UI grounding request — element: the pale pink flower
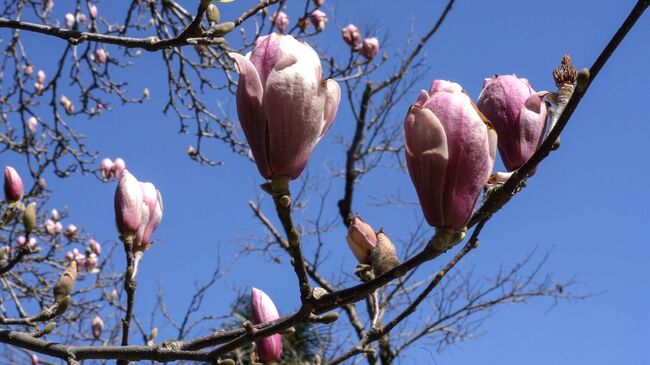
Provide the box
[309,10,327,32]
[360,37,380,60]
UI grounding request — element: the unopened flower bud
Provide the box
[91,315,103,339]
[111,288,118,301]
[342,24,361,49]
[85,253,99,273]
[206,4,220,24]
[65,224,78,239]
[54,221,63,234]
[370,231,400,277]
[38,178,46,190]
[100,158,113,181]
[44,219,56,235]
[76,13,86,24]
[114,170,143,238]
[313,0,324,6]
[16,235,26,249]
[23,202,37,234]
[89,5,98,19]
[23,64,33,75]
[37,70,46,84]
[309,10,327,32]
[89,239,101,255]
[272,11,289,33]
[4,166,24,202]
[346,214,377,264]
[94,48,107,65]
[27,116,38,134]
[112,158,126,178]
[53,260,77,303]
[60,95,74,114]
[64,13,75,28]
[32,354,39,365]
[186,145,196,155]
[50,208,60,221]
[360,38,379,60]
[43,0,53,12]
[143,88,150,98]
[251,288,282,362]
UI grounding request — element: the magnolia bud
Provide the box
[37,70,46,84]
[100,158,114,181]
[346,214,377,264]
[360,38,380,60]
[59,95,74,114]
[76,13,86,24]
[251,288,282,362]
[114,170,143,237]
[89,5,98,19]
[110,288,118,301]
[94,48,107,65]
[23,202,37,234]
[91,315,104,339]
[112,158,126,178]
[309,10,327,32]
[32,354,39,365]
[85,253,99,273]
[186,145,196,155]
[50,208,60,221]
[27,116,38,134]
[206,4,220,24]
[4,166,24,202]
[23,64,34,75]
[143,88,150,98]
[89,239,101,255]
[54,221,63,234]
[16,236,26,249]
[272,11,289,33]
[371,231,400,277]
[342,24,361,49]
[54,261,77,303]
[44,219,56,235]
[65,224,78,239]
[313,0,324,6]
[64,13,75,28]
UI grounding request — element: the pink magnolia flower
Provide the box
[114,170,144,237]
[94,48,107,65]
[135,182,163,250]
[342,24,361,49]
[477,75,548,173]
[112,158,126,178]
[4,166,24,202]
[229,34,340,180]
[309,10,327,32]
[64,13,75,28]
[100,158,114,180]
[346,214,377,264]
[251,288,282,362]
[404,80,496,230]
[360,37,379,60]
[91,315,103,339]
[272,11,289,33]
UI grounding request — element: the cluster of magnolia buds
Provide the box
[64,6,98,29]
[341,24,379,61]
[65,238,102,274]
[99,157,126,181]
[251,288,282,363]
[346,215,400,278]
[44,209,63,236]
[114,170,163,252]
[402,76,547,247]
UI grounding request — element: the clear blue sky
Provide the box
[3,0,649,363]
